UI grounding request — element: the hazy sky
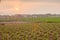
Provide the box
[0,0,60,15]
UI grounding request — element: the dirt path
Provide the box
[0,22,31,24]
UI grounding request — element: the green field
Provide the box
[0,17,60,40]
[0,17,60,22]
[0,23,60,40]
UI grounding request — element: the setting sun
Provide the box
[15,7,19,11]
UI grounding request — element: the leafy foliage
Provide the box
[0,23,60,40]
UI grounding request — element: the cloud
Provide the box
[1,0,19,1]
[20,0,60,3]
[1,0,60,3]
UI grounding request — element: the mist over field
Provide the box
[0,0,60,40]
[0,0,60,15]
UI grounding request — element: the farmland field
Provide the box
[0,22,60,40]
[0,17,60,22]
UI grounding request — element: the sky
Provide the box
[0,0,60,15]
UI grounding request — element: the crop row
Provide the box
[0,23,60,40]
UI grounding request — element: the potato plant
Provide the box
[0,23,60,40]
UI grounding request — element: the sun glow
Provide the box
[15,7,19,11]
[13,3,20,12]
